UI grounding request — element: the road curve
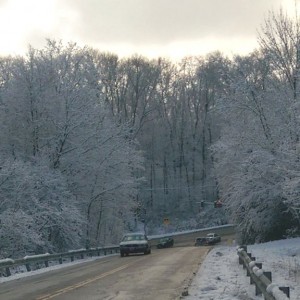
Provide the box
[0,246,209,300]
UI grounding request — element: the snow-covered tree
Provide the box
[0,158,83,258]
[212,12,300,242]
[0,40,145,256]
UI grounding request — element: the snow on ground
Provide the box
[186,237,300,300]
[1,236,299,300]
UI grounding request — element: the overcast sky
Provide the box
[0,0,298,60]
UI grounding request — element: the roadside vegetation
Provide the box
[0,7,299,258]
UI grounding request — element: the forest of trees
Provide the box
[1,8,300,258]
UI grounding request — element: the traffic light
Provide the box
[214,200,222,208]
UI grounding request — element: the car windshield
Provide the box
[122,234,145,241]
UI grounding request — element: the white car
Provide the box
[119,232,151,257]
[206,233,221,244]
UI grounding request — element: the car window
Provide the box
[122,234,145,241]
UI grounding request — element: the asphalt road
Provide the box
[0,246,210,300]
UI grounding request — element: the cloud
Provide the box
[0,0,291,58]
[62,0,282,45]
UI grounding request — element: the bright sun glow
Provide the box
[0,0,57,55]
[282,0,300,15]
[92,37,258,61]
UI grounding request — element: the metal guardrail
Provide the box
[237,245,290,300]
[0,246,119,277]
[0,225,236,278]
[149,224,235,239]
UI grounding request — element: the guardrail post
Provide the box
[239,256,243,265]
[71,256,74,262]
[59,257,63,264]
[264,271,272,282]
[279,287,290,298]
[240,245,247,252]
[250,274,254,284]
[255,283,261,296]
[255,272,271,296]
[5,267,11,277]
[25,263,31,272]
[255,283,262,296]
[44,260,49,268]
[256,262,262,269]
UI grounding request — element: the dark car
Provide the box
[194,237,209,246]
[119,232,151,257]
[156,237,174,249]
